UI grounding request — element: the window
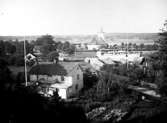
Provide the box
[77,74,79,80]
[61,76,64,81]
[68,87,72,93]
[75,84,78,90]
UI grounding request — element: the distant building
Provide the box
[58,52,68,61]
[73,43,87,50]
[73,43,81,50]
[33,45,42,56]
[87,29,107,50]
[87,38,103,50]
[96,49,144,64]
[29,62,84,99]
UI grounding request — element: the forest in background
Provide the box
[0,33,159,44]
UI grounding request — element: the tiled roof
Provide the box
[29,62,81,76]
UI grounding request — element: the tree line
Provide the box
[0,35,75,66]
[109,42,159,51]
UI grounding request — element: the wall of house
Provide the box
[29,65,84,99]
[87,44,101,50]
[68,65,83,97]
[30,74,73,99]
[58,88,67,99]
[30,74,81,99]
[30,74,70,84]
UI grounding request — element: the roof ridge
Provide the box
[66,63,80,74]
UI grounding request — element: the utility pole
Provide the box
[24,36,28,86]
[126,33,129,70]
[36,55,39,83]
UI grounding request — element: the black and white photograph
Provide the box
[0,0,167,122]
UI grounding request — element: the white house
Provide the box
[58,52,68,61]
[96,49,144,64]
[87,44,101,51]
[29,62,84,99]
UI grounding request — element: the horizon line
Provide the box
[0,32,160,37]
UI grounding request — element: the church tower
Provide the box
[97,27,105,41]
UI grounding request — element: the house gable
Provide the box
[67,64,84,96]
[29,62,84,99]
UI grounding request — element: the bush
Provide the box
[8,54,24,66]
[47,51,59,62]
[84,101,102,113]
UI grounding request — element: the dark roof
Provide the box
[29,62,81,76]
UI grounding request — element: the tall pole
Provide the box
[24,36,28,86]
[126,33,128,70]
[75,45,76,56]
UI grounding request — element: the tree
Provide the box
[157,20,167,96]
[121,42,125,50]
[113,44,118,51]
[25,41,34,54]
[133,43,137,51]
[128,65,145,84]
[55,41,63,50]
[139,43,145,51]
[88,64,132,101]
[4,41,16,55]
[0,40,5,57]
[83,68,98,90]
[145,53,162,83]
[35,35,55,45]
[8,54,24,66]
[35,35,56,56]
[65,44,75,55]
[128,43,133,51]
[47,51,59,62]
[62,41,75,54]
[35,35,75,55]
[0,58,13,91]
[63,41,70,50]
[40,44,55,56]
[96,71,129,101]
[14,41,24,55]
[14,41,34,55]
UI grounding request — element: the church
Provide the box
[87,28,108,50]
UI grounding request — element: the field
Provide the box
[70,51,96,58]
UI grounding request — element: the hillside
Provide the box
[0,33,160,44]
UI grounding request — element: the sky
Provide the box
[0,0,167,36]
